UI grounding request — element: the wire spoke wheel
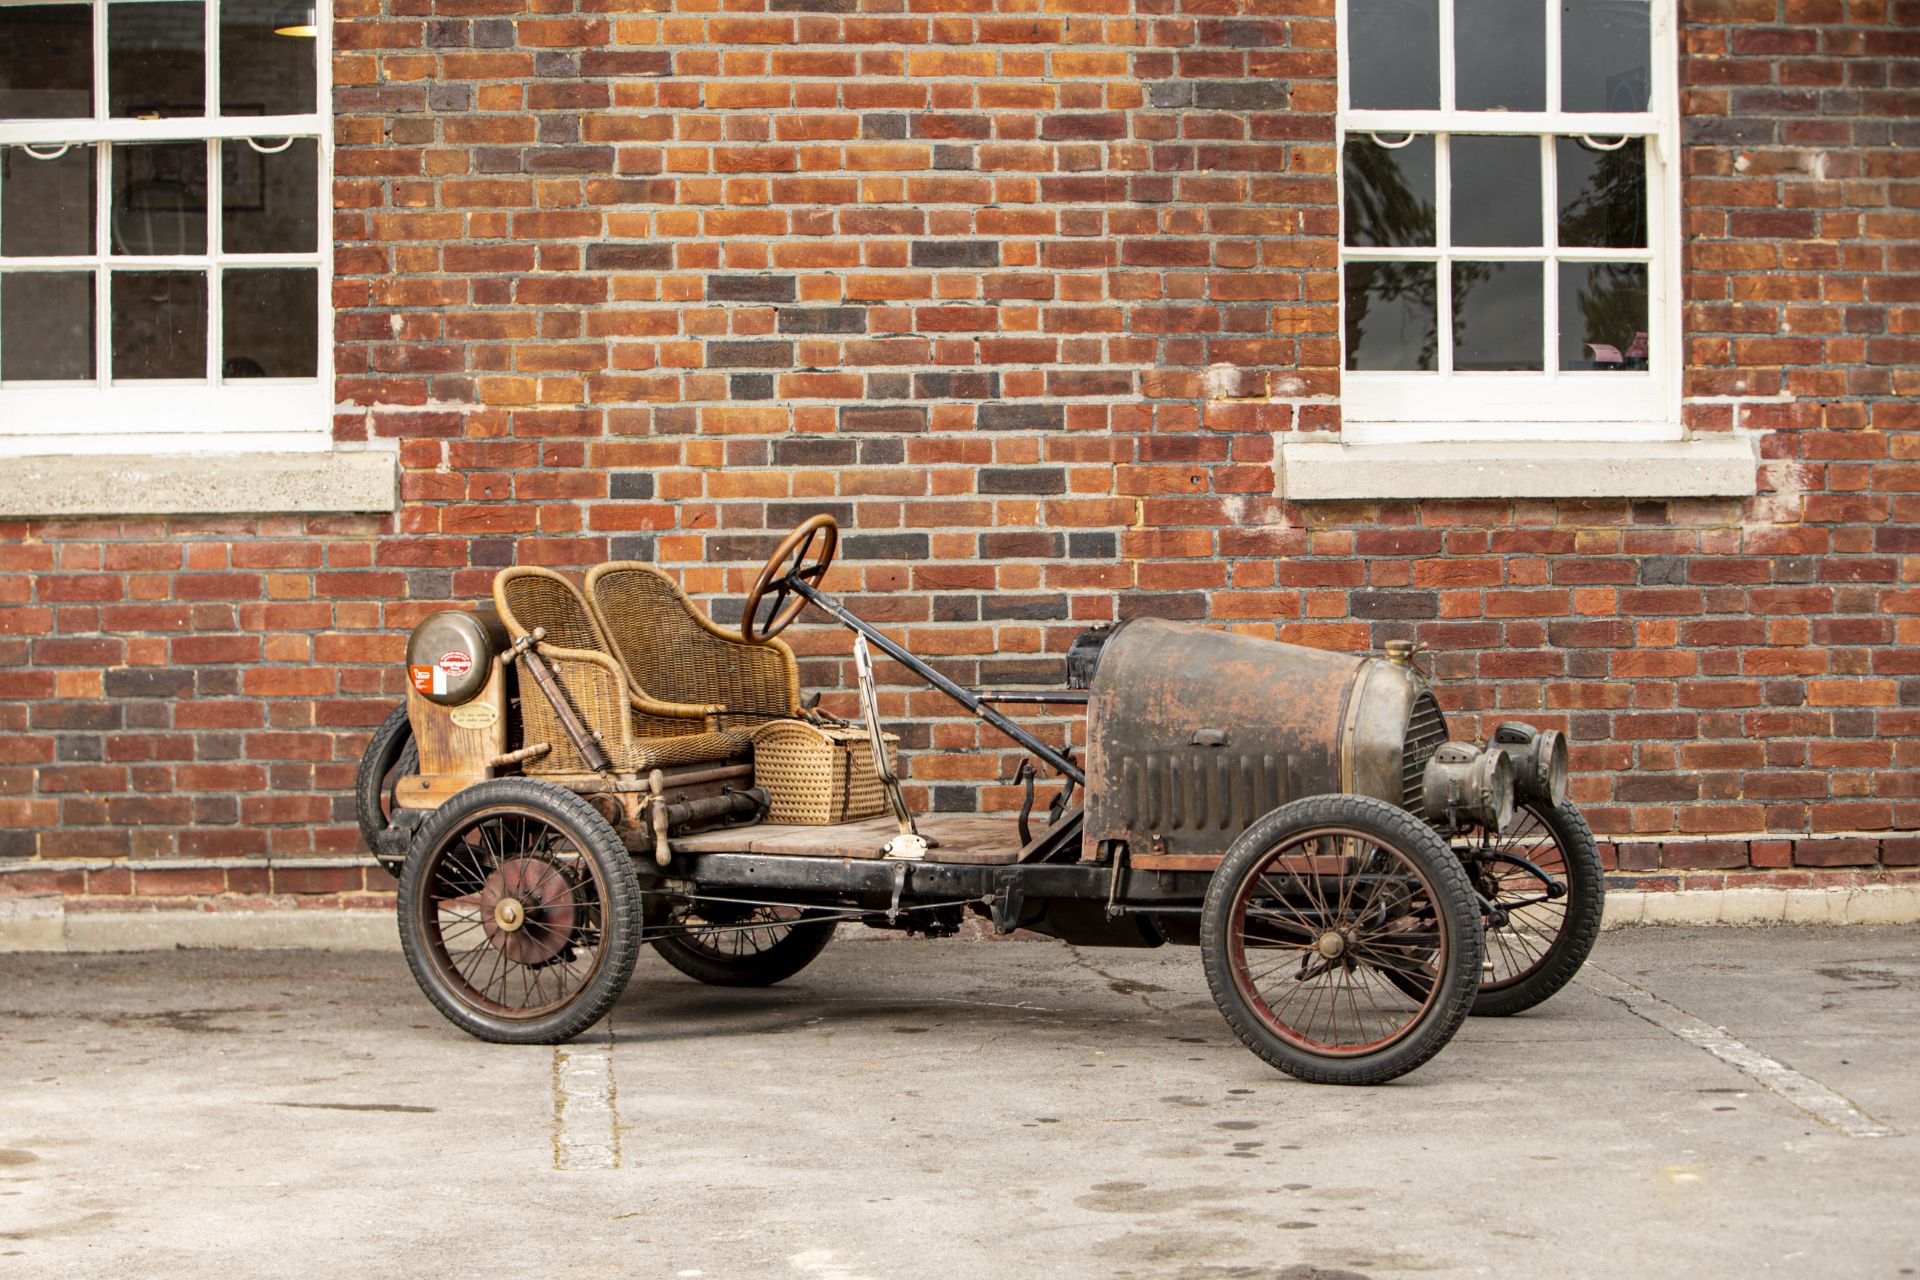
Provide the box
[1202,794,1480,1086]
[1461,799,1603,1017]
[649,896,837,988]
[398,779,640,1044]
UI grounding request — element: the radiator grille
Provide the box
[1401,690,1449,811]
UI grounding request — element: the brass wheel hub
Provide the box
[479,857,578,966]
[1316,930,1347,960]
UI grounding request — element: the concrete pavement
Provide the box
[3,925,1916,1279]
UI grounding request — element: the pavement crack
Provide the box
[1581,964,1898,1139]
[1065,944,1168,1013]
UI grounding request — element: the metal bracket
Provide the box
[886,861,909,923]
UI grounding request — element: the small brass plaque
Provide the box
[450,703,498,730]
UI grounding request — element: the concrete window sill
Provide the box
[0,451,398,518]
[1278,435,1760,502]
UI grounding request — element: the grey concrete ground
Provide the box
[2,926,1916,1280]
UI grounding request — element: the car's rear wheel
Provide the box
[397,778,641,1044]
[354,701,417,874]
[1200,793,1481,1086]
[1462,799,1603,1017]
[649,898,837,987]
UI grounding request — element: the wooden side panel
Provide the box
[407,656,509,777]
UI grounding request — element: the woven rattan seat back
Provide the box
[493,567,607,653]
[585,562,799,724]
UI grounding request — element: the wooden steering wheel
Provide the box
[741,514,838,643]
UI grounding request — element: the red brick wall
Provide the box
[1,0,1914,909]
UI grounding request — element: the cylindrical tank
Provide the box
[406,608,509,706]
[1080,618,1449,860]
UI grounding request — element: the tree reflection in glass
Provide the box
[1343,136,1439,370]
[1559,262,1647,372]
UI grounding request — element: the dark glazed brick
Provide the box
[843,533,930,560]
[933,595,979,621]
[910,240,999,268]
[769,502,854,529]
[609,472,656,500]
[978,467,1067,495]
[104,668,195,699]
[708,341,794,368]
[1349,591,1440,620]
[610,536,657,562]
[982,597,1069,621]
[1639,556,1687,585]
[729,374,774,400]
[773,438,858,466]
[710,275,797,302]
[586,243,672,271]
[861,114,907,140]
[978,403,1064,431]
[1119,593,1209,621]
[914,370,999,398]
[839,405,928,433]
[1069,532,1116,558]
[858,438,905,464]
[1148,82,1194,108]
[779,307,867,334]
[1192,82,1289,111]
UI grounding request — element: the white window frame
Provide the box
[1335,0,1682,444]
[0,0,332,457]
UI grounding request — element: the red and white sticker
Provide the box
[409,650,473,698]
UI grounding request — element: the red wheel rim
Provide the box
[1225,825,1452,1057]
[416,805,608,1020]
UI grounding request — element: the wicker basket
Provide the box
[750,719,898,825]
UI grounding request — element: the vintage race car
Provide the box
[357,515,1602,1085]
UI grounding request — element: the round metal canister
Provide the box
[406,609,505,706]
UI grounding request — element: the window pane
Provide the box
[111,142,208,255]
[1558,136,1646,248]
[1,271,94,379]
[1348,0,1439,110]
[222,267,315,377]
[1453,261,1542,371]
[1456,0,1545,111]
[1451,136,1541,247]
[1559,262,1647,371]
[0,4,93,119]
[111,269,206,378]
[1345,261,1437,371]
[1562,0,1651,113]
[1344,135,1436,248]
[220,0,316,117]
[221,138,317,253]
[108,1,206,119]
[2,144,96,257]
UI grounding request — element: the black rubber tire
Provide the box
[354,702,417,873]
[397,778,642,1045]
[651,907,837,988]
[1468,800,1604,1018]
[1200,793,1482,1086]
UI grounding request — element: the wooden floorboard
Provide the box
[673,814,1024,865]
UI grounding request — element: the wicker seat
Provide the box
[492,566,750,776]
[584,562,800,733]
